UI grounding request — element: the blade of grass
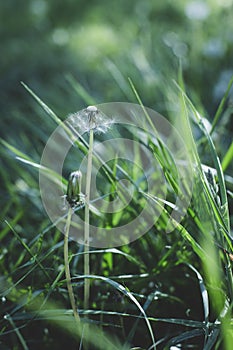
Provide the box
[174,81,229,231]
[4,314,29,350]
[1,139,66,188]
[174,82,233,304]
[21,82,65,127]
[14,308,210,329]
[1,138,35,162]
[73,247,145,269]
[165,328,204,348]
[187,263,209,345]
[21,82,78,142]
[65,74,96,105]
[4,220,51,281]
[0,210,23,240]
[7,300,127,350]
[105,59,133,99]
[129,78,194,232]
[74,274,156,349]
[142,191,207,261]
[210,75,233,135]
[222,140,233,172]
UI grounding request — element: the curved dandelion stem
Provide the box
[64,207,80,324]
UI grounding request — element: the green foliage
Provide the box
[1,1,233,349]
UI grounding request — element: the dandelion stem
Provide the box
[64,207,80,324]
[84,128,94,311]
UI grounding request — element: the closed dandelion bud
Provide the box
[66,170,82,208]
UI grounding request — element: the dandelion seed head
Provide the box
[68,105,113,134]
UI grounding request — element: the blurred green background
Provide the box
[1,0,233,215]
[1,0,233,119]
[1,1,233,348]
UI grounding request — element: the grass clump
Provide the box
[0,76,233,350]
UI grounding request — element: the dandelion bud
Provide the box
[66,170,82,208]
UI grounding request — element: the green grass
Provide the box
[0,76,233,350]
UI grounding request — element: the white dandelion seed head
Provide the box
[68,106,113,134]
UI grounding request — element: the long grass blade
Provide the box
[210,75,233,135]
[222,140,233,172]
[74,274,156,349]
[4,220,51,281]
[174,81,230,231]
